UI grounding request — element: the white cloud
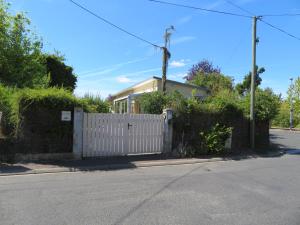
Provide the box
[172,36,196,45]
[177,15,192,26]
[116,76,134,83]
[78,58,148,78]
[168,73,187,80]
[120,67,161,78]
[170,59,187,68]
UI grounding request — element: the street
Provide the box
[0,130,299,225]
[270,129,300,154]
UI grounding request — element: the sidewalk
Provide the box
[0,150,284,176]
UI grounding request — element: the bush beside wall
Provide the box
[0,88,108,155]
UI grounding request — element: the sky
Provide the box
[8,0,300,98]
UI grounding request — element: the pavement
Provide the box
[0,129,290,177]
[0,150,284,176]
[0,154,259,176]
[0,128,294,177]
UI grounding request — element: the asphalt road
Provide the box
[270,129,300,153]
[0,130,299,225]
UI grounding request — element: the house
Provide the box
[111,76,209,114]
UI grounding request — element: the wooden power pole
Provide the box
[250,16,258,149]
[290,78,294,130]
[162,26,174,93]
[162,47,168,93]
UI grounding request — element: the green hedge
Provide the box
[0,85,16,135]
[0,87,109,136]
[138,89,274,156]
[0,87,109,154]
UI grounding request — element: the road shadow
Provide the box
[0,163,31,174]
[270,129,300,155]
[1,151,281,175]
[1,154,175,175]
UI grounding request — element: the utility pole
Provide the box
[290,78,294,130]
[162,26,174,93]
[250,16,258,149]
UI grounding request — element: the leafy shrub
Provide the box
[81,93,110,113]
[138,91,187,114]
[0,85,16,135]
[205,90,244,120]
[0,87,110,137]
[200,123,232,154]
[240,88,280,121]
[272,101,290,128]
[188,72,233,96]
[138,91,167,114]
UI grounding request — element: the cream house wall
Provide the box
[156,79,207,98]
[112,77,208,114]
[113,79,158,101]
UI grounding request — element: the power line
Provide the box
[261,13,300,17]
[225,0,300,17]
[68,0,161,48]
[225,0,254,16]
[225,0,300,41]
[258,18,300,41]
[148,0,252,18]
[225,0,253,16]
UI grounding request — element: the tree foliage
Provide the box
[0,1,77,91]
[276,76,300,128]
[185,60,233,96]
[236,66,265,95]
[185,59,221,81]
[81,93,110,113]
[189,72,233,96]
[241,88,280,121]
[0,1,48,88]
[200,124,232,154]
[138,91,169,114]
[272,101,294,128]
[138,91,187,114]
[45,54,77,91]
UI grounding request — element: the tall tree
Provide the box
[236,66,265,95]
[287,76,300,117]
[45,54,77,91]
[185,59,221,81]
[0,1,48,88]
[185,60,233,96]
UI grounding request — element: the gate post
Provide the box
[73,107,83,159]
[163,108,173,154]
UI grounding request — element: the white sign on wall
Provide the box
[61,111,72,121]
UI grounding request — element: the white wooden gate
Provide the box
[82,113,165,157]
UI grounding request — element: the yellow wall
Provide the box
[156,79,207,98]
[112,78,208,114]
[112,78,207,101]
[112,79,158,101]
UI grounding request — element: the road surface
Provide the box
[270,129,300,154]
[0,130,299,225]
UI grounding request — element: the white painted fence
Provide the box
[81,113,165,157]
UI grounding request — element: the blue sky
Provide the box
[8,0,300,98]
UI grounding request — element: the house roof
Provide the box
[111,76,209,98]
[152,76,209,91]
